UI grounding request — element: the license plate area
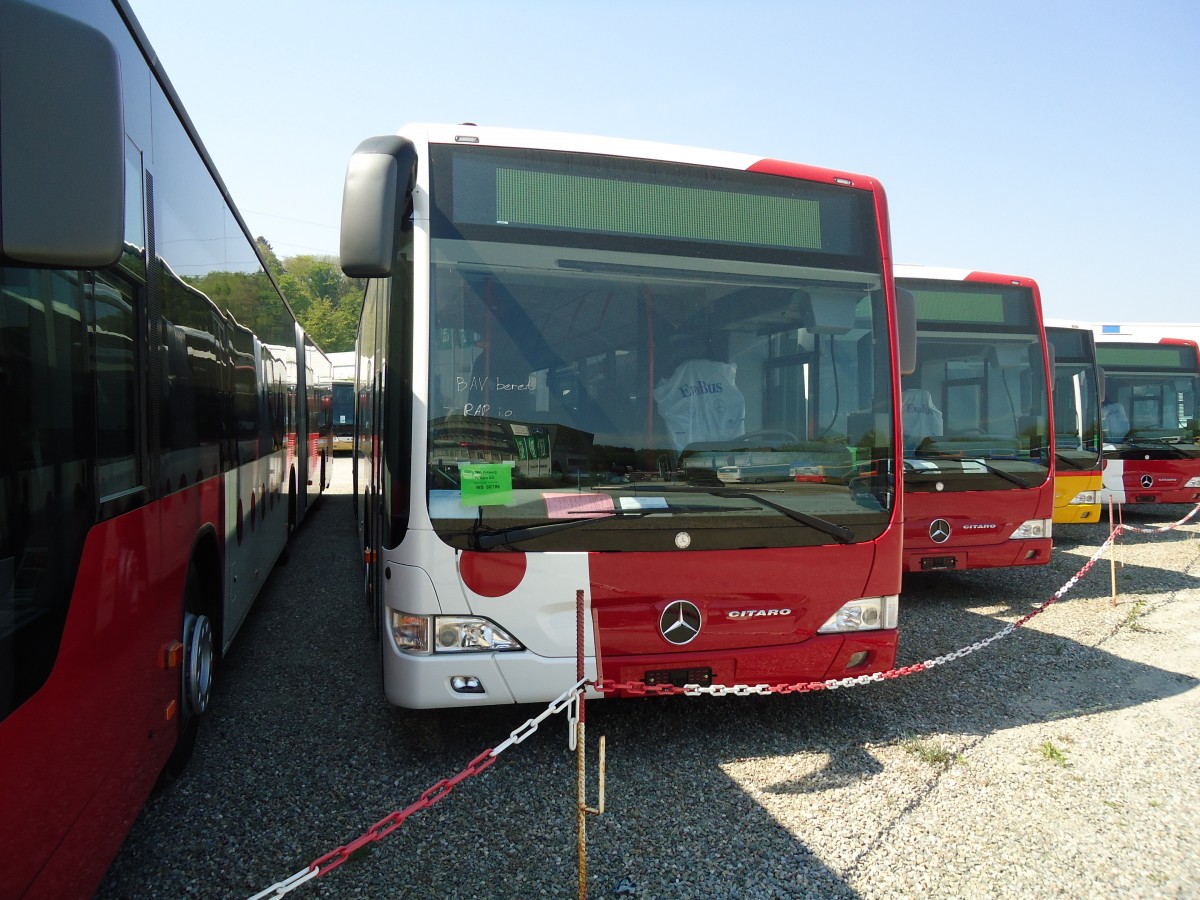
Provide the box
[920,556,957,571]
[645,667,713,688]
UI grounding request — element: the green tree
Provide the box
[279,253,363,352]
[256,237,284,279]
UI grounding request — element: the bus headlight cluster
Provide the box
[817,595,898,634]
[389,612,523,653]
[1009,518,1052,540]
[1068,491,1098,505]
[1185,477,1200,488]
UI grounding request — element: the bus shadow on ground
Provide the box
[99,487,1200,900]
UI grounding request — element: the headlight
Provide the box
[818,595,898,634]
[434,616,523,652]
[1009,518,1052,540]
[389,612,523,653]
[1068,491,1098,505]
[1185,477,1200,488]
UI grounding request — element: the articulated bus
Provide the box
[895,266,1054,573]
[0,1,330,895]
[340,123,912,709]
[1045,323,1103,523]
[1090,327,1200,506]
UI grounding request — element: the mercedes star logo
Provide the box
[1141,474,1154,489]
[659,600,702,645]
[929,518,951,544]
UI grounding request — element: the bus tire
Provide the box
[159,564,214,785]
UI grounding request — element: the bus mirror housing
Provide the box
[895,287,917,376]
[0,0,124,267]
[340,136,418,278]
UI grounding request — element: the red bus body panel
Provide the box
[0,479,219,898]
[902,487,1053,572]
[590,539,896,683]
[1106,458,1200,505]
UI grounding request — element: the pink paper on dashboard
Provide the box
[542,492,616,519]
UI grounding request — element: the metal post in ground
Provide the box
[1109,496,1118,606]
[574,588,606,900]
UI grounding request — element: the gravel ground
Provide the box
[99,457,1200,899]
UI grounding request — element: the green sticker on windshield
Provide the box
[460,464,513,506]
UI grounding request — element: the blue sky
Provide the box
[129,0,1199,325]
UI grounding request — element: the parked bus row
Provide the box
[337,123,1200,721]
[334,123,1066,711]
[1051,322,1200,509]
[0,0,333,895]
[4,1,1200,896]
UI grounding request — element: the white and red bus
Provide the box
[0,1,330,895]
[339,124,913,709]
[895,266,1054,572]
[1045,323,1104,524]
[1089,326,1200,506]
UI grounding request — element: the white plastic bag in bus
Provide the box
[654,359,746,452]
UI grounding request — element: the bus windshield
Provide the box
[1047,326,1103,471]
[1096,343,1200,448]
[899,278,1051,488]
[425,145,896,551]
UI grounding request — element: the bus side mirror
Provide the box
[340,135,417,278]
[0,0,124,266]
[895,287,917,376]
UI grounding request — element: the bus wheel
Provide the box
[182,609,214,717]
[160,565,214,784]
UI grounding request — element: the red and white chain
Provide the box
[247,679,587,899]
[1119,502,1200,534]
[250,503,1199,898]
[593,527,1119,699]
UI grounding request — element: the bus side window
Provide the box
[90,274,141,501]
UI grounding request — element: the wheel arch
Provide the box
[188,525,223,656]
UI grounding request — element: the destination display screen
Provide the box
[429,144,880,265]
[1096,343,1200,372]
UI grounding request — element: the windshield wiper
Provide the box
[472,509,661,550]
[1053,452,1088,471]
[907,454,1032,488]
[615,485,855,544]
[1123,436,1193,458]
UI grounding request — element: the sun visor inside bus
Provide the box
[0,0,124,267]
[795,288,858,335]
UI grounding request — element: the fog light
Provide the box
[450,675,485,694]
[846,651,869,668]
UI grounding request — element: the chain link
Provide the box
[250,504,1199,899]
[1120,503,1200,534]
[591,509,1200,699]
